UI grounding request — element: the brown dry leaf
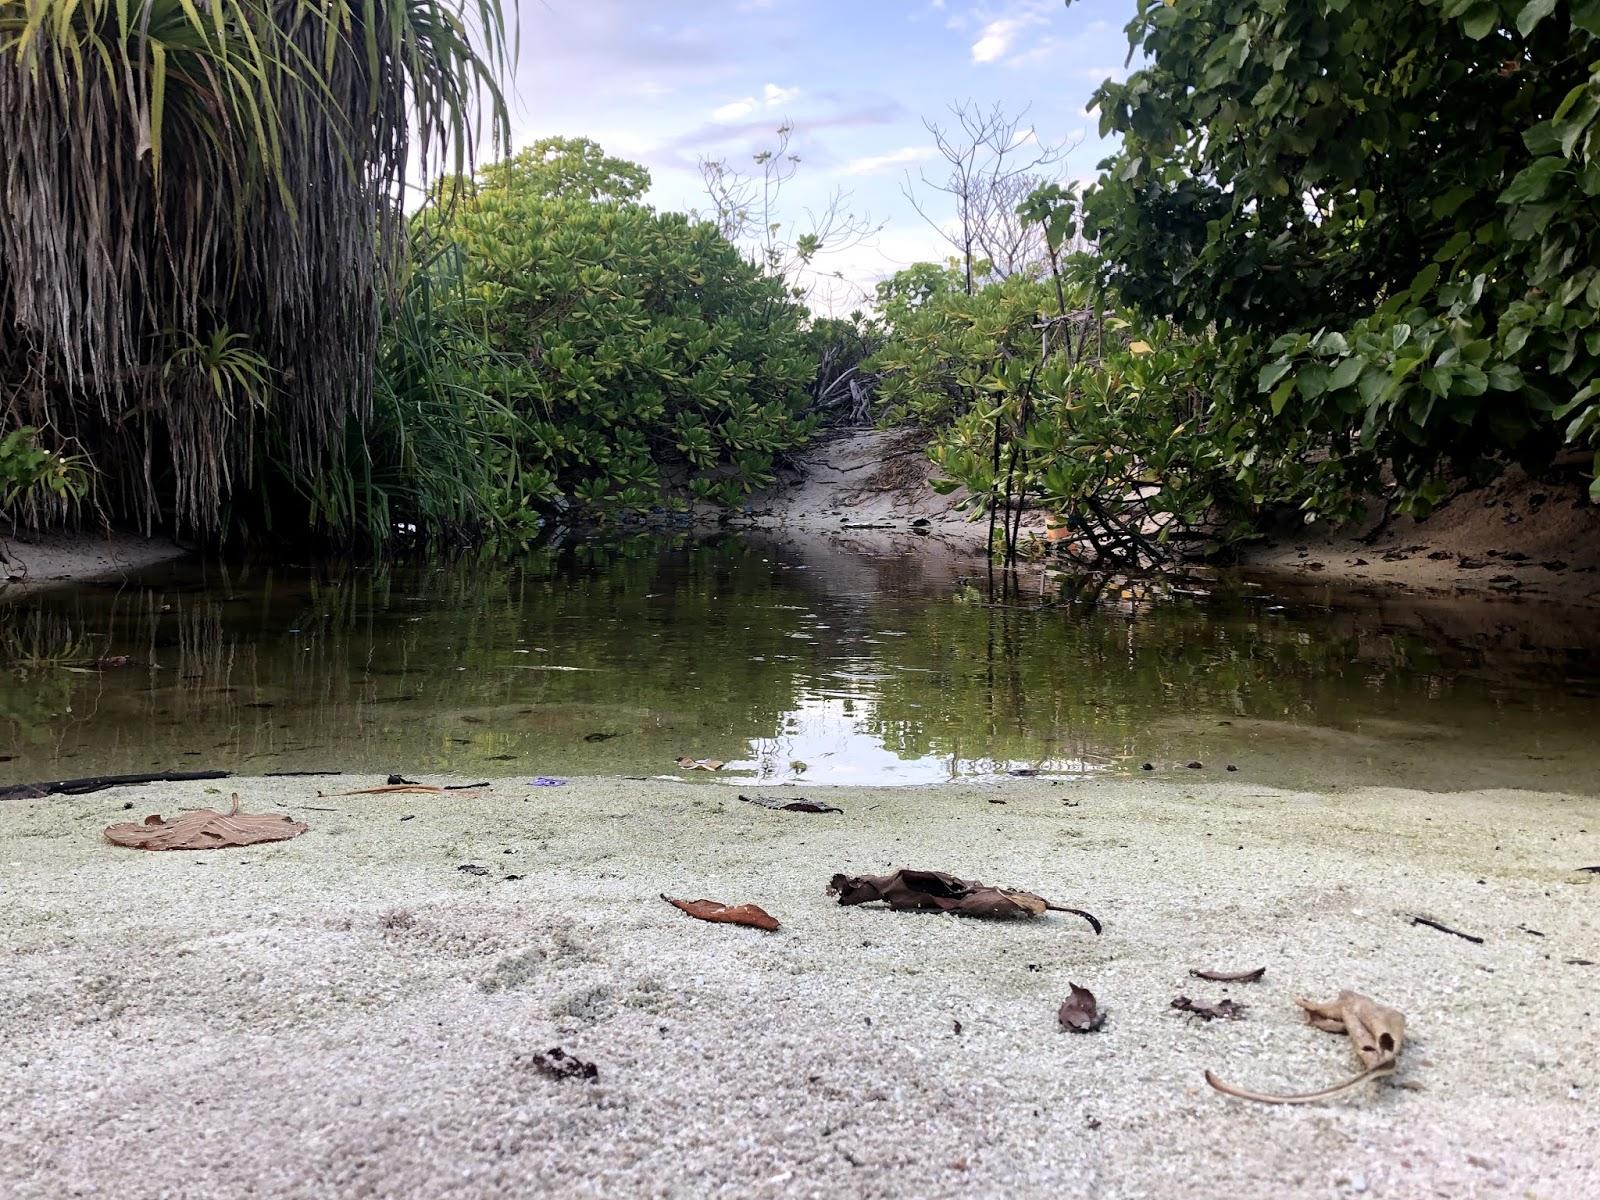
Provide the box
[675,757,725,772]
[739,793,842,814]
[1204,989,1406,1105]
[1297,990,1406,1069]
[662,894,780,932]
[1172,995,1248,1021]
[827,868,1102,933]
[1190,966,1265,983]
[104,794,307,851]
[1058,983,1105,1032]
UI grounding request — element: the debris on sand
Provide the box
[1058,984,1105,1032]
[827,868,1101,932]
[1205,990,1405,1105]
[103,793,307,851]
[662,894,781,931]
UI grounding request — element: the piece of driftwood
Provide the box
[1205,990,1406,1105]
[827,868,1101,933]
[103,793,308,851]
[1,770,230,801]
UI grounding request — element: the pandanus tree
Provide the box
[0,0,509,531]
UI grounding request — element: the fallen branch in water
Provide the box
[0,770,230,801]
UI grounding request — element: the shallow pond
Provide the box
[3,531,1599,792]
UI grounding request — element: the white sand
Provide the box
[2,775,1597,1199]
[1,530,188,590]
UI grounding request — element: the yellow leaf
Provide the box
[1129,340,1153,355]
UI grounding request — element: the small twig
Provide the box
[1410,915,1484,944]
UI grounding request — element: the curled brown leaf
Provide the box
[662,894,780,932]
[1189,966,1265,983]
[1058,983,1104,1032]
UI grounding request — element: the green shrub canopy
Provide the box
[1083,0,1600,507]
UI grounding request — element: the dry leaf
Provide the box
[1204,989,1406,1105]
[1297,990,1406,1069]
[827,868,1101,932]
[739,793,842,814]
[103,794,307,851]
[662,894,780,931]
[1172,995,1248,1021]
[1190,966,1265,983]
[1058,983,1105,1032]
[519,1048,597,1081]
[675,757,725,771]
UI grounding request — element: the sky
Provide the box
[502,0,1136,311]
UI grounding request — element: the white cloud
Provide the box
[841,145,937,175]
[763,82,800,107]
[971,17,1022,63]
[712,97,757,122]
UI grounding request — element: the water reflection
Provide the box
[2,532,1598,792]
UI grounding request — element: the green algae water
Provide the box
[3,531,1599,792]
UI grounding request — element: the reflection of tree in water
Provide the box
[0,537,820,776]
[3,536,1598,781]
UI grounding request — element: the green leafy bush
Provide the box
[1082,0,1600,510]
[868,260,1240,562]
[416,147,819,517]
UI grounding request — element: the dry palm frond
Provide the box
[0,0,510,531]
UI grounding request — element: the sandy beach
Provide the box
[2,773,1596,1199]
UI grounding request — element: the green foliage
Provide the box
[0,426,89,518]
[868,259,1237,562]
[390,147,818,524]
[1082,0,1600,510]
[473,137,652,202]
[0,0,510,531]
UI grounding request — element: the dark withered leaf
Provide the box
[739,793,842,814]
[1189,966,1265,984]
[662,894,780,931]
[1172,995,1248,1021]
[1058,983,1104,1032]
[827,868,1101,933]
[521,1048,597,1081]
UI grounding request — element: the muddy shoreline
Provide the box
[2,774,1596,1198]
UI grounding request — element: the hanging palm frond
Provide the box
[0,0,509,530]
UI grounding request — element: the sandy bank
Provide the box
[2,774,1596,1198]
[0,529,189,591]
